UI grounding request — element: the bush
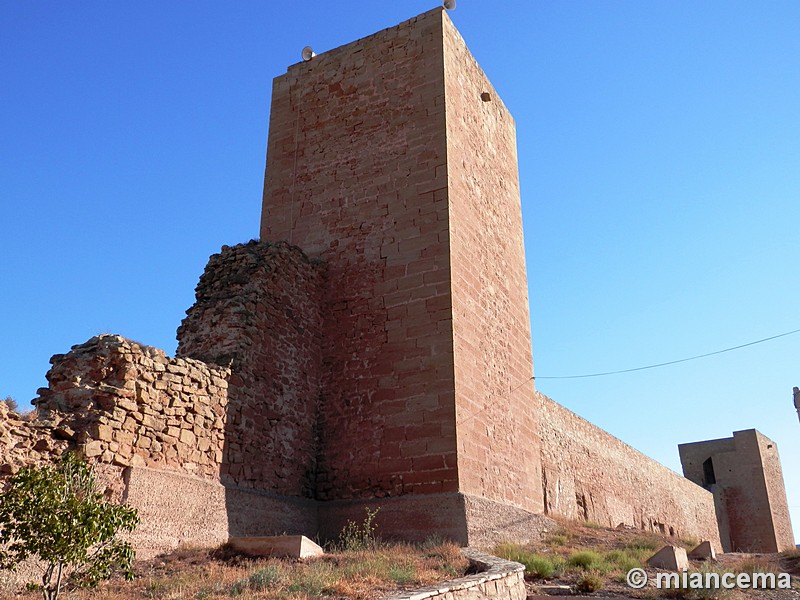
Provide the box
[576,571,604,592]
[2,396,18,413]
[526,555,560,579]
[228,564,285,595]
[624,536,662,552]
[493,543,563,579]
[547,534,569,547]
[337,507,380,551]
[568,550,603,570]
[0,453,140,600]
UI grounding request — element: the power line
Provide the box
[456,327,800,425]
[535,327,800,380]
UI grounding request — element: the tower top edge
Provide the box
[281,7,448,75]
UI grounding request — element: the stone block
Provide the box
[95,424,114,442]
[688,541,717,561]
[228,535,323,559]
[83,440,103,458]
[647,546,689,571]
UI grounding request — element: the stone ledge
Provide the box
[384,549,525,600]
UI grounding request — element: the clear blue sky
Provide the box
[2,2,798,543]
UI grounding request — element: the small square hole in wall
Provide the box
[480,92,491,102]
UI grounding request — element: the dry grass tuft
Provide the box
[7,541,469,600]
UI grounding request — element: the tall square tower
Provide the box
[260,8,543,540]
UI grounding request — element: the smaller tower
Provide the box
[679,429,795,553]
[793,387,800,423]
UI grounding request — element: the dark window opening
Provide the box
[702,457,716,486]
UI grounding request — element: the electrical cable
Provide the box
[456,327,800,426]
[534,327,800,380]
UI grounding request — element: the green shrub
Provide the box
[525,555,558,579]
[388,564,415,585]
[547,534,569,547]
[625,536,662,552]
[568,550,603,570]
[605,549,644,573]
[337,507,380,551]
[286,562,338,596]
[493,543,563,579]
[0,453,140,600]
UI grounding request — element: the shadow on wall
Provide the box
[175,241,325,539]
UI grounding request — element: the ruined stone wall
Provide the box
[442,11,542,515]
[2,336,229,484]
[536,392,721,547]
[260,9,459,501]
[0,403,70,475]
[177,240,325,497]
[32,335,231,480]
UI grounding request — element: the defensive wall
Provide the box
[6,5,794,557]
[1,239,720,554]
[536,392,720,543]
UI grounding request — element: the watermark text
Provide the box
[626,568,792,590]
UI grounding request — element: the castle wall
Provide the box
[679,429,795,552]
[0,402,70,474]
[34,335,230,481]
[536,392,721,547]
[122,466,317,559]
[177,241,325,497]
[2,323,323,558]
[442,12,543,514]
[8,8,786,562]
[260,9,459,501]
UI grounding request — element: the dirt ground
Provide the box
[517,519,800,600]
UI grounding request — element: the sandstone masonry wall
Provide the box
[0,403,70,475]
[2,335,230,483]
[442,11,542,514]
[34,335,230,480]
[260,9,459,501]
[679,430,795,552]
[536,391,721,546]
[177,240,325,497]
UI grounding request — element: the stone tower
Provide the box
[7,7,756,557]
[260,7,543,540]
[679,429,795,552]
